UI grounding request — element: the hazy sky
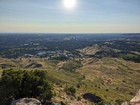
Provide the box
[0,0,140,33]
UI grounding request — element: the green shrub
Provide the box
[60,101,66,105]
[0,69,53,105]
[65,86,76,96]
[115,99,124,105]
[95,101,111,105]
[77,96,81,101]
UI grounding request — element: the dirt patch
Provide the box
[57,60,82,71]
[25,63,42,68]
[0,64,16,69]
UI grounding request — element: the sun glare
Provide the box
[63,0,76,9]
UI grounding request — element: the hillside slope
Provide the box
[79,44,113,55]
[0,57,140,104]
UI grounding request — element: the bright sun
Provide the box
[63,0,76,9]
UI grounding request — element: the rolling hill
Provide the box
[0,57,140,104]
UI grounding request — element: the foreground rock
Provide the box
[11,98,42,105]
[122,90,140,105]
[130,90,140,105]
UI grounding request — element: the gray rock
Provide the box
[11,98,42,105]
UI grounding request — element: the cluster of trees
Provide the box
[0,69,53,105]
[121,54,140,63]
[90,50,140,63]
[50,55,68,61]
[115,52,140,63]
[107,41,140,52]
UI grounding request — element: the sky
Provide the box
[0,0,140,33]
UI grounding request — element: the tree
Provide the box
[0,69,53,105]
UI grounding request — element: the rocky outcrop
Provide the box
[11,98,42,105]
[10,98,64,105]
[122,90,140,105]
[130,90,140,105]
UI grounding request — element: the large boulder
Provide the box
[11,98,42,105]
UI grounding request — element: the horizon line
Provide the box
[0,32,140,34]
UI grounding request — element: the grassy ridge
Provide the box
[0,57,140,104]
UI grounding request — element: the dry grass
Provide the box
[0,57,140,104]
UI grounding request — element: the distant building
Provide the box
[37,51,46,56]
[24,54,34,57]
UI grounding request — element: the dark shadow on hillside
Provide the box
[82,93,102,103]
